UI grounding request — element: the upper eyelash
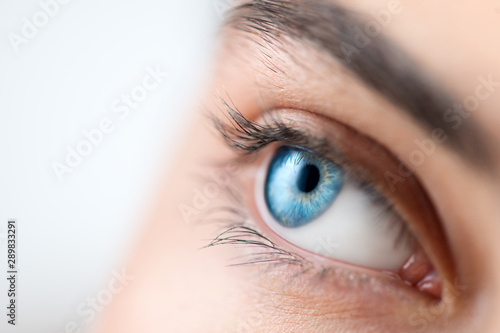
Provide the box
[210,97,333,156]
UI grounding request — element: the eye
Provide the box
[259,145,414,271]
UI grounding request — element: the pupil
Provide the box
[297,164,320,193]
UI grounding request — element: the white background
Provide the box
[0,0,225,332]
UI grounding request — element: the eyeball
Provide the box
[256,145,413,270]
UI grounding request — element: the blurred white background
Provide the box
[0,0,225,332]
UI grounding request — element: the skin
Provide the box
[95,0,500,332]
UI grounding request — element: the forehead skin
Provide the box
[345,0,500,132]
[95,1,500,333]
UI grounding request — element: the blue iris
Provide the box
[265,146,345,228]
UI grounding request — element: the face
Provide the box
[95,1,500,332]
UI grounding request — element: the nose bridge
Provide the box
[488,280,500,331]
[483,217,500,329]
[457,195,500,332]
[481,303,500,333]
[473,265,500,333]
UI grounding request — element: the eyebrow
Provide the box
[225,0,492,166]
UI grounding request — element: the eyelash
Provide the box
[205,98,416,271]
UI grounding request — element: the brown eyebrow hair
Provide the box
[224,0,492,166]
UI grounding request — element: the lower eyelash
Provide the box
[204,224,305,267]
[199,184,307,267]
